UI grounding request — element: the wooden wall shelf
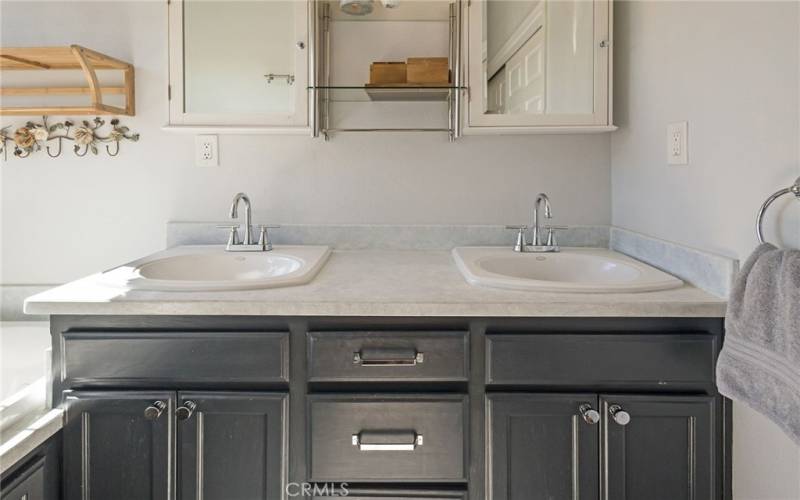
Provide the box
[0,45,134,116]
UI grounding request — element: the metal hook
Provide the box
[46,137,63,158]
[74,144,89,157]
[106,141,120,157]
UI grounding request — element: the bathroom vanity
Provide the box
[23,246,732,500]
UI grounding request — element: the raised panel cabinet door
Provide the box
[601,395,716,500]
[177,392,288,500]
[62,391,175,500]
[486,393,600,500]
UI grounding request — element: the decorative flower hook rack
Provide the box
[0,116,139,160]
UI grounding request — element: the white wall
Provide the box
[0,0,611,285]
[611,2,800,499]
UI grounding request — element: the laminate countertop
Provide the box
[24,248,727,318]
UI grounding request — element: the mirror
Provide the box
[182,1,297,114]
[168,0,308,128]
[481,0,595,116]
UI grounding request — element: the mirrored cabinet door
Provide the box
[168,0,310,130]
[465,0,612,132]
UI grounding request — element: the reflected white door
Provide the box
[504,28,545,114]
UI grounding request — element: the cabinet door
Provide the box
[486,393,600,500]
[601,395,716,500]
[167,0,310,130]
[177,392,288,500]
[466,0,612,132]
[63,391,175,500]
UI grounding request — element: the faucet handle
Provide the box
[544,225,568,247]
[257,225,280,251]
[505,225,528,252]
[216,225,241,247]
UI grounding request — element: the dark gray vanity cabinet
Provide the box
[486,394,600,500]
[62,391,175,500]
[50,316,730,500]
[486,393,716,500]
[601,395,716,500]
[62,390,288,500]
[177,392,288,500]
[1,435,61,500]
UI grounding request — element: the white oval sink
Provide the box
[98,245,331,291]
[452,247,683,293]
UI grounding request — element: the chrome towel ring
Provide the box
[756,176,800,244]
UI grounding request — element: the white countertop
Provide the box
[24,247,726,318]
[0,322,62,474]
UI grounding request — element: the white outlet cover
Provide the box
[195,135,218,167]
[667,121,688,165]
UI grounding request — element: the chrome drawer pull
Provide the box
[353,347,424,366]
[351,431,423,451]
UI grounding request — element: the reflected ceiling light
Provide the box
[340,0,374,15]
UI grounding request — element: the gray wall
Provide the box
[611,2,800,498]
[0,0,611,286]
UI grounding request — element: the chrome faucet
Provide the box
[218,193,280,252]
[506,192,567,253]
[230,192,253,245]
[532,193,552,247]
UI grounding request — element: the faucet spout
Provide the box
[230,192,253,245]
[532,193,552,246]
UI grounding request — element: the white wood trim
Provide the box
[167,0,310,128]
[465,0,613,130]
[161,125,312,135]
[462,124,617,135]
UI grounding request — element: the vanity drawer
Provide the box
[61,331,289,387]
[307,331,468,383]
[308,395,468,482]
[486,333,717,389]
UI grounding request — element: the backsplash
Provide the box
[166,222,610,250]
[610,227,738,298]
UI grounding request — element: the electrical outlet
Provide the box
[195,135,218,167]
[667,121,688,165]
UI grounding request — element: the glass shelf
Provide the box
[310,85,464,102]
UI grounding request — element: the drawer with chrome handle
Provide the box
[351,430,424,451]
[309,394,468,482]
[352,347,425,366]
[308,331,468,384]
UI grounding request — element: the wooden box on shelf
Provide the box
[407,57,449,84]
[369,62,407,84]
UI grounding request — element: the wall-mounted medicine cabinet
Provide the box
[165,0,613,137]
[166,0,311,133]
[464,0,614,134]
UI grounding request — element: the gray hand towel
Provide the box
[716,242,800,445]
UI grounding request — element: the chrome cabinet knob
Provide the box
[609,404,631,426]
[578,403,601,425]
[176,401,197,421]
[144,400,166,420]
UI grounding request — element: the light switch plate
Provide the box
[667,121,688,165]
[195,135,218,167]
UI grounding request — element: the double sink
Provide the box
[98,192,683,294]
